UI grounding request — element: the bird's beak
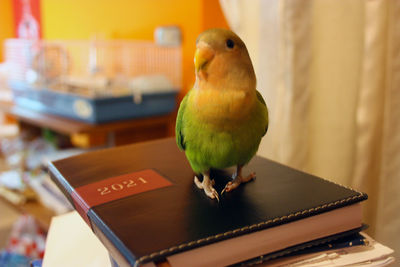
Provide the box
[194,41,215,77]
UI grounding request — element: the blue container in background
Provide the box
[10,81,178,124]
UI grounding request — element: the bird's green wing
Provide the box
[256,90,269,136]
[176,93,189,150]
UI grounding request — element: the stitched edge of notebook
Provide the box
[135,192,367,266]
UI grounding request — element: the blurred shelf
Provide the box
[0,156,55,231]
[0,101,176,230]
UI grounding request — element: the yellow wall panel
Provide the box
[41,0,228,93]
[0,0,14,61]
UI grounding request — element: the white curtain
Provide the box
[220,0,400,259]
[220,0,312,171]
[353,0,400,256]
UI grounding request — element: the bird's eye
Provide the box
[226,39,235,49]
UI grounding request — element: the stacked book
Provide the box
[48,138,392,267]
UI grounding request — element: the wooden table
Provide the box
[0,101,176,147]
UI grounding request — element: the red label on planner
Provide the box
[71,169,172,227]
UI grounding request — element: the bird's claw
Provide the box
[194,176,219,202]
[205,187,220,202]
[221,180,239,195]
[222,172,256,195]
[194,176,203,189]
[243,172,256,184]
[221,187,227,195]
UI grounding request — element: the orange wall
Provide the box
[40,0,229,94]
[0,0,15,61]
[202,0,228,30]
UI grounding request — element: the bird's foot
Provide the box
[194,175,219,201]
[221,172,256,195]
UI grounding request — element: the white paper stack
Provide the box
[43,212,111,267]
[263,233,394,267]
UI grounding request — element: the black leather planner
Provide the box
[49,138,367,267]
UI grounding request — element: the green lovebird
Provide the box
[176,28,269,201]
